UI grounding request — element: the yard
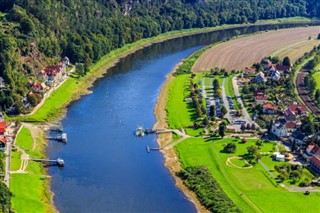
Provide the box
[312,71,320,90]
[175,138,320,213]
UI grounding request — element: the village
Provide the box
[203,56,320,180]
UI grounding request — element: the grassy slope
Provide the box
[10,127,53,213]
[175,138,320,213]
[313,71,320,90]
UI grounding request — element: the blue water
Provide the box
[47,23,311,213]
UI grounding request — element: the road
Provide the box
[296,68,320,115]
[232,74,260,128]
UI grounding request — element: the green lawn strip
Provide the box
[166,74,197,129]
[255,17,318,24]
[10,127,53,213]
[185,128,204,137]
[175,137,320,212]
[10,151,21,171]
[312,72,320,90]
[15,127,33,151]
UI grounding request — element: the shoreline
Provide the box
[9,19,319,212]
[153,65,209,213]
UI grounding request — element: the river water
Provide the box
[47,23,315,213]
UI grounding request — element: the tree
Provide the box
[209,105,215,117]
[282,56,291,67]
[0,182,12,212]
[242,85,250,94]
[291,140,297,151]
[251,123,256,130]
[240,123,246,132]
[318,33,320,40]
[247,145,258,156]
[223,143,236,153]
[216,89,222,98]
[220,106,227,116]
[218,123,226,138]
[255,140,263,149]
[271,56,280,64]
[315,89,320,100]
[213,79,219,90]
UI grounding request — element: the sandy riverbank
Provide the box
[153,65,209,213]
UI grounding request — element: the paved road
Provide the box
[296,68,320,115]
[232,75,260,128]
[4,141,11,187]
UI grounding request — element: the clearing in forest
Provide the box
[193,26,320,71]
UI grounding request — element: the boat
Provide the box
[135,126,145,137]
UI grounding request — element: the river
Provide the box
[47,23,316,213]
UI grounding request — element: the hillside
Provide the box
[0,0,319,114]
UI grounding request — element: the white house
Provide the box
[271,70,281,81]
[271,121,288,137]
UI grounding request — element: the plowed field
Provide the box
[193,26,320,71]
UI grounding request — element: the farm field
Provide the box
[175,138,320,213]
[271,39,320,62]
[193,26,320,71]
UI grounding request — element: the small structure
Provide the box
[289,131,307,145]
[275,64,291,75]
[271,120,288,137]
[135,127,145,137]
[254,90,267,105]
[271,70,281,81]
[0,77,5,89]
[262,102,278,114]
[306,144,320,156]
[285,121,297,133]
[309,151,320,175]
[275,153,285,161]
[57,133,67,143]
[253,71,267,83]
[31,158,65,167]
[30,82,46,93]
[243,67,256,75]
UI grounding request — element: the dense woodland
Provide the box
[0,0,319,113]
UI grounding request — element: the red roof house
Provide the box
[0,137,6,144]
[243,67,256,75]
[254,90,267,105]
[0,121,6,134]
[309,154,320,174]
[288,104,308,115]
[306,144,320,156]
[275,64,291,74]
[262,102,278,114]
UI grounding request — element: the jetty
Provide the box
[30,158,65,167]
[47,133,67,143]
[50,125,64,133]
[146,146,161,153]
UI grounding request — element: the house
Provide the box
[275,64,291,75]
[62,56,70,66]
[271,120,288,137]
[0,77,5,89]
[0,121,6,135]
[38,62,66,85]
[288,104,308,116]
[243,67,256,75]
[262,102,278,114]
[37,70,48,82]
[272,152,285,161]
[253,71,267,83]
[254,90,267,105]
[284,108,296,121]
[31,82,46,93]
[306,144,320,156]
[271,70,281,81]
[289,131,307,145]
[309,151,320,174]
[285,121,297,133]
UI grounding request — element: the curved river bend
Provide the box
[47,23,314,212]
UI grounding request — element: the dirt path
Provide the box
[193,26,320,71]
[226,156,253,169]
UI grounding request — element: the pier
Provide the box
[31,158,65,167]
[47,133,67,143]
[146,146,161,153]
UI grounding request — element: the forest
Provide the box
[0,0,319,113]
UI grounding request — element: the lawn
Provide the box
[10,127,53,213]
[175,138,320,213]
[166,74,198,128]
[312,72,320,90]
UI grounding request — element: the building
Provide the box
[271,120,288,137]
[262,102,278,114]
[284,108,296,121]
[243,67,256,75]
[271,70,281,81]
[289,131,307,145]
[37,62,66,86]
[254,90,267,105]
[306,144,320,156]
[309,150,320,175]
[275,64,291,75]
[285,121,297,133]
[31,82,46,93]
[288,104,308,116]
[0,77,5,89]
[253,71,267,83]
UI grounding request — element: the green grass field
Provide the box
[175,138,320,213]
[166,74,198,128]
[313,72,320,90]
[10,127,53,213]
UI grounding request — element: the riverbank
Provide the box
[7,18,319,212]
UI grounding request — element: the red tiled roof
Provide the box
[255,95,267,101]
[254,90,265,96]
[276,64,290,71]
[310,155,320,167]
[263,102,278,110]
[284,108,295,117]
[308,144,320,155]
[0,121,6,133]
[285,122,296,129]
[288,104,307,113]
[0,137,6,144]
[244,67,256,74]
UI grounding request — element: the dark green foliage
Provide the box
[223,143,237,153]
[282,56,291,67]
[177,166,241,213]
[0,181,12,213]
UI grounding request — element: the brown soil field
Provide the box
[273,39,320,62]
[193,26,320,71]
